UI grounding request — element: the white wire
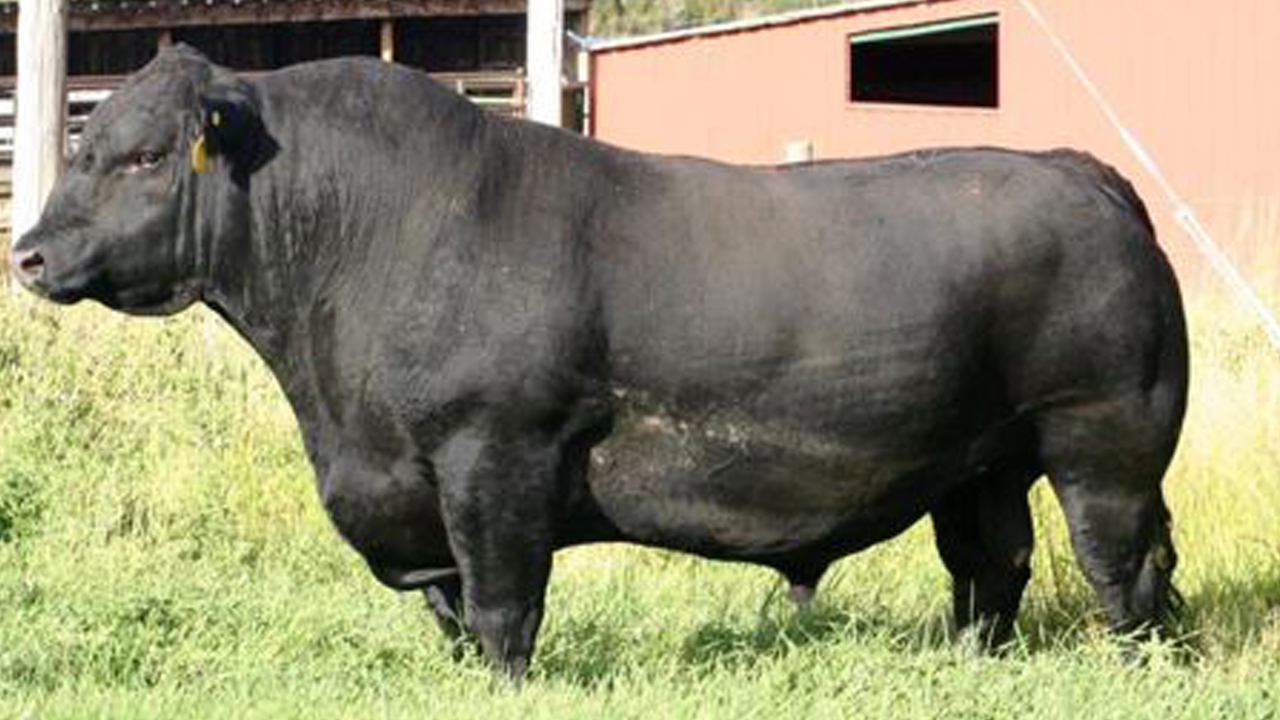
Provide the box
[1017,0,1280,353]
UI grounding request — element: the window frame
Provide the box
[846,12,1001,113]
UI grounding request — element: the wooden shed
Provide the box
[0,0,592,147]
[589,0,1280,289]
[0,0,592,99]
[0,0,592,240]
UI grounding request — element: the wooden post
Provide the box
[380,19,395,63]
[526,0,563,126]
[11,0,68,244]
[513,72,526,119]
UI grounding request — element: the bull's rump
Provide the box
[583,147,1178,558]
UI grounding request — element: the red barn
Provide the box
[588,0,1280,290]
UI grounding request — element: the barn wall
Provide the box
[590,0,1280,290]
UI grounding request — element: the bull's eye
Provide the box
[126,150,166,173]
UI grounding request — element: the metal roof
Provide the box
[0,0,593,31]
[588,0,950,53]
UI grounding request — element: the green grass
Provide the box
[588,0,842,38]
[1,291,1279,719]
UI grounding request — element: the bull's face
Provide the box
[9,46,261,315]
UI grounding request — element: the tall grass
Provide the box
[0,289,1278,718]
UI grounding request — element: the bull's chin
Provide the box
[100,283,202,317]
[18,272,201,316]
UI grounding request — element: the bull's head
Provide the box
[9,45,267,315]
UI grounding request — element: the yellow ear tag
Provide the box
[191,134,209,174]
[211,110,222,127]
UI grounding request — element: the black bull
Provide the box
[11,47,1188,677]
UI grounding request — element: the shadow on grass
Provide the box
[997,557,1280,662]
[1173,558,1280,656]
[677,598,939,670]
[531,565,1280,686]
[534,580,958,685]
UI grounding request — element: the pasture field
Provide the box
[0,290,1278,719]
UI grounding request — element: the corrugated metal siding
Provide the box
[590,0,1280,288]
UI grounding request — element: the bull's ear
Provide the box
[191,84,266,177]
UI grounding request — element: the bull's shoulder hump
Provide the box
[255,56,472,116]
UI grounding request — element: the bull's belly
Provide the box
[583,409,970,560]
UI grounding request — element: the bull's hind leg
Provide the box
[1037,396,1181,639]
[931,465,1036,650]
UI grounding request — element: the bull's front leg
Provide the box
[433,425,560,680]
[422,571,467,658]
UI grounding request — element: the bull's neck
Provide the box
[197,86,489,396]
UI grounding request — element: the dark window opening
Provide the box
[272,20,380,67]
[395,16,525,73]
[0,36,16,77]
[173,20,379,71]
[850,15,998,108]
[173,25,273,71]
[69,30,159,76]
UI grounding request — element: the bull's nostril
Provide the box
[13,249,45,279]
